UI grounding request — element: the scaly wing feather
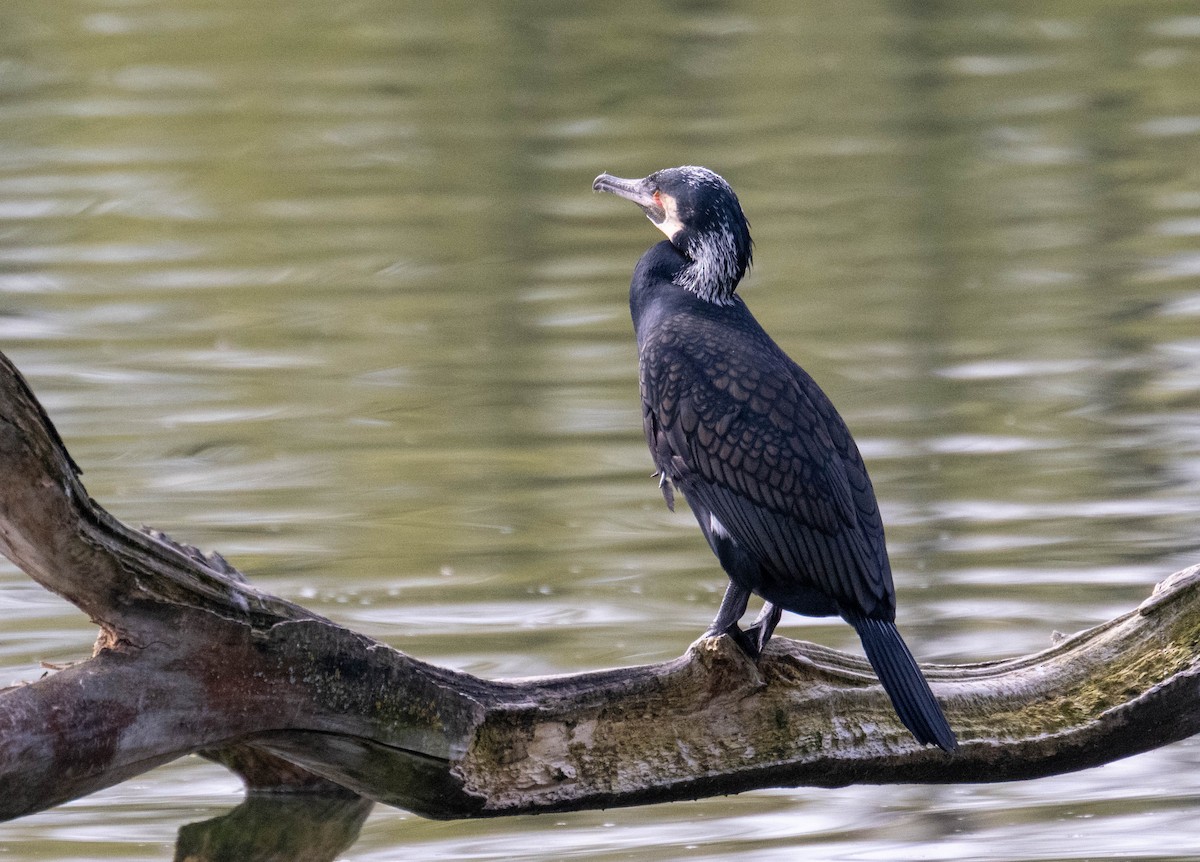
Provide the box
[639,312,894,618]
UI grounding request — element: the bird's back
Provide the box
[634,268,895,621]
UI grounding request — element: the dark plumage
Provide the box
[593,166,957,752]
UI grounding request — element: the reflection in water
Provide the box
[2,0,1200,860]
[175,794,373,862]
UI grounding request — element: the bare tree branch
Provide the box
[1,348,1198,824]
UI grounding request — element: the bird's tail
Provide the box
[848,615,957,752]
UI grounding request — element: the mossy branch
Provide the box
[1,348,1198,824]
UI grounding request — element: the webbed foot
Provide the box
[703,620,761,659]
[741,602,782,656]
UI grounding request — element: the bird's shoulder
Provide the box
[639,307,866,532]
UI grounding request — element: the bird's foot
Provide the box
[740,622,772,657]
[703,622,762,660]
[742,603,783,657]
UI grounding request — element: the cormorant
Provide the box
[593,166,957,752]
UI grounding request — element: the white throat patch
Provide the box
[649,192,685,243]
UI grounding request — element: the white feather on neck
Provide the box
[674,228,741,305]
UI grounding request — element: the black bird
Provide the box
[593,166,957,752]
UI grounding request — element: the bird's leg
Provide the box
[743,602,783,655]
[704,581,758,657]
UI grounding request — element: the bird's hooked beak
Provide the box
[593,173,667,226]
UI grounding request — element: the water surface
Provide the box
[3,1,1200,859]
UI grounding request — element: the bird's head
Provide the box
[593,166,752,304]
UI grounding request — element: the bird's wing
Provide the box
[639,314,893,617]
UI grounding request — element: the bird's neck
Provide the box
[672,231,742,305]
[630,241,746,349]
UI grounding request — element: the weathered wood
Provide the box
[1,348,1199,823]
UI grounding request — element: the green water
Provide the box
[3,1,1200,859]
